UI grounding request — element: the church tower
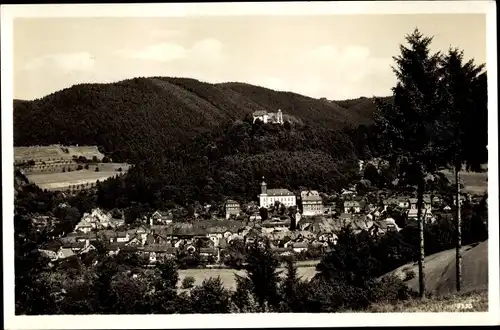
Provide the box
[259,177,267,208]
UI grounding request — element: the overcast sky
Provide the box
[13,14,486,101]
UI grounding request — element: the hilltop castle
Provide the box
[252,109,284,125]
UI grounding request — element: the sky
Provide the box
[13,14,486,101]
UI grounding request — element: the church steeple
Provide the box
[261,177,267,195]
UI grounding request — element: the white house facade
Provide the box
[258,179,296,208]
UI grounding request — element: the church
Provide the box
[258,178,296,208]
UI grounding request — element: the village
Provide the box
[35,163,482,267]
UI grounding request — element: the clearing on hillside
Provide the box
[26,169,125,191]
[14,145,105,163]
[440,169,488,195]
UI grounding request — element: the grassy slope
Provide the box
[383,240,488,297]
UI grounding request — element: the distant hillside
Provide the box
[14,77,381,163]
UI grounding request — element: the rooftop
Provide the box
[253,110,268,116]
[302,195,322,202]
[266,188,294,196]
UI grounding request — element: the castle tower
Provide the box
[277,109,283,124]
[261,177,267,195]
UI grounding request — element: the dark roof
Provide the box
[144,244,175,253]
[253,110,267,116]
[121,246,140,252]
[62,242,85,249]
[107,242,127,250]
[262,219,291,227]
[267,189,294,196]
[40,240,63,251]
[272,247,293,253]
[292,242,308,248]
[339,213,353,220]
[152,211,172,218]
[302,195,322,202]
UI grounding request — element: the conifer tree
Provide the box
[243,241,281,309]
[374,28,447,298]
[439,48,487,292]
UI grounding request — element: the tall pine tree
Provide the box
[374,28,447,298]
[439,48,487,292]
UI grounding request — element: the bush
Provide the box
[181,276,195,289]
[403,268,416,281]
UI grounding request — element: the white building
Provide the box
[252,109,284,124]
[258,178,296,208]
[253,110,269,123]
[301,190,324,217]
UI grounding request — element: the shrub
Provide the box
[403,268,416,281]
[181,276,195,289]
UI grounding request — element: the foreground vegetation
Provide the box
[365,289,488,313]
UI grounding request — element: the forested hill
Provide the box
[13,77,383,163]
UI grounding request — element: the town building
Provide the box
[408,197,432,212]
[343,200,361,213]
[225,200,241,219]
[150,210,173,225]
[258,178,296,208]
[301,191,324,216]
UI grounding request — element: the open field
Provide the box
[364,289,488,312]
[440,169,488,195]
[14,145,105,163]
[178,265,318,290]
[26,170,125,190]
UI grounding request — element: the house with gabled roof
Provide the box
[107,242,127,255]
[343,200,361,213]
[292,242,308,253]
[406,208,434,224]
[383,197,399,211]
[115,231,130,243]
[38,240,63,261]
[397,197,410,209]
[150,210,173,225]
[74,219,93,233]
[143,244,177,263]
[57,247,76,259]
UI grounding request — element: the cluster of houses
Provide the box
[37,176,484,266]
[37,204,341,264]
